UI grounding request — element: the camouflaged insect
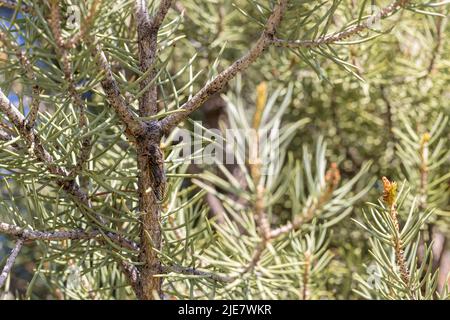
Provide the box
[147,144,167,201]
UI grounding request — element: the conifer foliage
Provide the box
[0,0,449,299]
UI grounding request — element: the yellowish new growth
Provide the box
[421,132,431,145]
[382,176,397,208]
[252,82,268,130]
[250,82,268,184]
[381,176,410,286]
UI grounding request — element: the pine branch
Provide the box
[0,31,42,131]
[1,0,157,141]
[0,239,24,288]
[419,133,430,211]
[134,0,156,117]
[0,222,101,241]
[302,252,311,300]
[240,83,271,275]
[427,8,447,75]
[271,0,411,48]
[120,261,142,298]
[0,128,12,142]
[49,0,92,177]
[159,0,288,134]
[65,0,102,49]
[162,264,232,283]
[270,163,341,239]
[88,42,145,137]
[132,0,174,300]
[0,125,18,151]
[134,0,172,116]
[0,90,138,252]
[150,0,172,31]
[25,85,41,130]
[381,177,410,286]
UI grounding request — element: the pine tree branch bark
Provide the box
[90,43,145,137]
[0,222,102,241]
[271,0,411,48]
[49,0,92,177]
[133,0,172,300]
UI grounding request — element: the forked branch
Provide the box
[159,0,288,134]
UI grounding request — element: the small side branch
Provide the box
[161,264,232,283]
[150,0,172,31]
[271,0,411,48]
[427,9,446,75]
[0,127,12,141]
[239,83,271,275]
[418,133,430,212]
[381,177,410,286]
[0,31,42,131]
[301,252,311,300]
[65,0,102,49]
[243,164,340,274]
[89,43,145,137]
[0,222,101,241]
[121,261,142,298]
[0,239,24,288]
[160,0,288,134]
[270,163,341,239]
[134,0,172,116]
[49,1,92,176]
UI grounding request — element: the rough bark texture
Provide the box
[136,122,166,299]
[132,0,172,300]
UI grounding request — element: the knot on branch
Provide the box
[144,120,163,142]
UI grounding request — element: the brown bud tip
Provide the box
[325,162,341,192]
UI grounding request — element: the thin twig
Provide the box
[427,9,447,76]
[381,176,410,286]
[0,238,24,288]
[159,0,288,134]
[25,85,41,130]
[120,260,142,298]
[0,31,42,131]
[65,0,102,49]
[149,0,172,31]
[0,222,101,241]
[134,0,170,116]
[271,0,411,48]
[0,128,12,141]
[301,252,311,300]
[161,264,232,283]
[49,1,92,177]
[241,82,271,275]
[88,42,145,137]
[419,133,430,212]
[270,163,341,239]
